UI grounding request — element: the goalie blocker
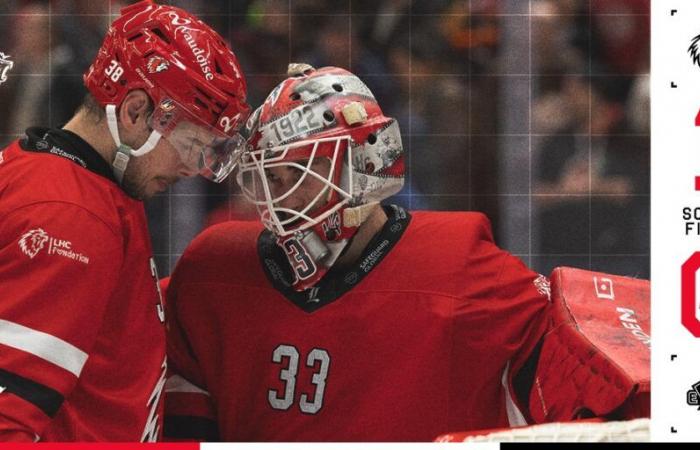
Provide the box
[438,267,650,442]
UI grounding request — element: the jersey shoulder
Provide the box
[0,141,128,233]
[409,210,495,246]
[400,210,500,267]
[379,210,524,297]
[172,220,265,285]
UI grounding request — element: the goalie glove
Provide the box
[523,267,650,423]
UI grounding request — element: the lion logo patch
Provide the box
[18,228,49,259]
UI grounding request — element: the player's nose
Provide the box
[277,186,307,212]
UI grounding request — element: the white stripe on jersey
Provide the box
[0,319,88,377]
[165,374,210,396]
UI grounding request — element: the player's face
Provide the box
[122,139,197,200]
[264,158,331,217]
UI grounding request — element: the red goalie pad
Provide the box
[528,267,650,423]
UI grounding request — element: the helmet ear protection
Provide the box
[84,0,250,184]
[237,65,405,291]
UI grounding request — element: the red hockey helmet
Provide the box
[237,65,404,290]
[84,0,250,182]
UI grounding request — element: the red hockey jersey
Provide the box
[0,128,166,441]
[165,205,551,441]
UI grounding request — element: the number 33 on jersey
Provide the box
[268,344,330,414]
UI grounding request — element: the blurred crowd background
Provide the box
[0,0,650,278]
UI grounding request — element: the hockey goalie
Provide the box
[436,267,650,442]
[162,64,650,442]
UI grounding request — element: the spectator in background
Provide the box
[528,0,649,277]
[534,74,649,277]
[532,0,588,75]
[591,0,650,75]
[625,68,650,269]
[438,0,501,74]
[231,0,291,105]
[1,3,52,137]
[386,31,469,211]
[50,0,115,125]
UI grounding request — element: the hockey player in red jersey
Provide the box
[164,65,550,441]
[0,0,249,442]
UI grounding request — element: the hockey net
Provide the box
[437,419,650,443]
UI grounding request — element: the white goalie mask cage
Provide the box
[236,135,355,237]
[236,65,406,239]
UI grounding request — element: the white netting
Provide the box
[458,419,650,443]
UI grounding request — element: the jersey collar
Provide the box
[258,204,411,313]
[20,127,117,183]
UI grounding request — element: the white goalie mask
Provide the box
[237,65,405,290]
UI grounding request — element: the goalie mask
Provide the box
[237,65,405,291]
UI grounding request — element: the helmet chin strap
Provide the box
[105,104,162,184]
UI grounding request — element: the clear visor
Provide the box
[236,136,353,236]
[149,99,247,183]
